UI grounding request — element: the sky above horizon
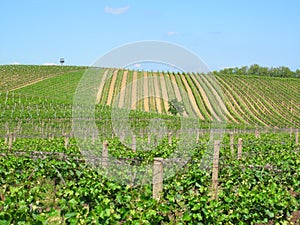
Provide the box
[1,0,300,71]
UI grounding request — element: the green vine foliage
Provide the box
[0,132,299,224]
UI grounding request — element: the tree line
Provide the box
[213,64,300,78]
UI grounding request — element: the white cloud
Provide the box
[104,6,129,15]
[134,63,141,68]
[167,31,177,36]
[11,62,20,65]
[43,62,57,66]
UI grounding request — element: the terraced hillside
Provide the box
[2,65,299,128]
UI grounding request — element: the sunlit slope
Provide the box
[14,70,85,102]
[0,65,86,92]
[3,66,299,128]
[96,69,299,127]
[216,75,299,127]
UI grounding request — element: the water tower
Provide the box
[60,58,65,66]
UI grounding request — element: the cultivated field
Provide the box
[0,65,299,224]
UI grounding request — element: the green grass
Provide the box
[0,65,86,92]
[13,70,85,103]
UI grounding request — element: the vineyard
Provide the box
[7,66,299,128]
[0,65,300,224]
[0,65,86,92]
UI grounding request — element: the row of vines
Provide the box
[0,131,299,224]
[96,69,299,128]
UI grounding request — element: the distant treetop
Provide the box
[213,64,300,78]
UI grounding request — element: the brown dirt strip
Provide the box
[238,78,289,126]
[200,75,238,123]
[228,85,270,126]
[218,77,268,126]
[190,75,214,121]
[143,72,150,112]
[252,79,300,123]
[159,73,170,113]
[131,71,138,110]
[153,73,162,114]
[96,69,110,103]
[216,77,254,124]
[106,70,118,106]
[136,71,144,111]
[118,70,128,108]
[265,79,299,101]
[148,73,156,112]
[169,73,188,117]
[169,73,182,102]
[180,75,204,120]
[219,86,249,124]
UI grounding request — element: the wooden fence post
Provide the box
[211,140,220,200]
[296,130,299,145]
[91,132,95,145]
[64,133,69,149]
[255,129,260,138]
[4,130,9,145]
[230,133,234,156]
[176,131,179,139]
[132,135,136,152]
[237,138,243,160]
[8,133,13,150]
[102,140,108,168]
[13,131,16,142]
[153,134,157,146]
[168,133,172,145]
[196,130,200,143]
[148,133,151,145]
[83,128,87,141]
[153,158,163,200]
[120,131,125,142]
[157,130,162,140]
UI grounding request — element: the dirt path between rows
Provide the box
[169,73,182,102]
[106,70,118,106]
[217,77,267,126]
[169,73,188,117]
[239,78,292,125]
[118,70,128,108]
[190,75,214,121]
[200,75,237,123]
[159,73,169,113]
[218,83,249,124]
[216,77,254,124]
[143,72,150,112]
[131,71,138,110]
[96,70,110,103]
[226,82,268,126]
[180,75,204,120]
[153,73,162,114]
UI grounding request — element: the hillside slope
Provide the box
[0,65,86,92]
[1,65,299,128]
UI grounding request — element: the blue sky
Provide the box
[1,0,300,71]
